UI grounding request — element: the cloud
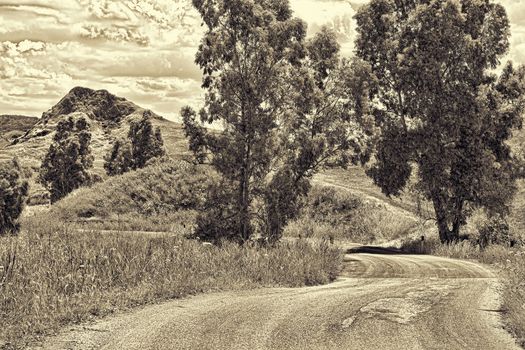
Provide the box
[290,0,358,55]
[79,24,149,45]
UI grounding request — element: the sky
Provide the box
[0,0,524,121]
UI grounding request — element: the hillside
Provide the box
[0,87,190,201]
[0,115,38,148]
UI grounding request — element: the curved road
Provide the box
[38,249,520,350]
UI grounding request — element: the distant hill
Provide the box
[0,115,38,148]
[0,87,190,202]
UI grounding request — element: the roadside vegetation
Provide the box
[0,219,342,349]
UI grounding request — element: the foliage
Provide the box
[0,220,342,348]
[478,214,513,248]
[104,111,165,176]
[103,139,133,176]
[0,159,28,235]
[39,116,93,203]
[183,0,375,244]
[355,0,525,242]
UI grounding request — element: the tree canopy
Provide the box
[104,111,165,176]
[355,0,525,242]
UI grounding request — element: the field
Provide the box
[0,217,342,349]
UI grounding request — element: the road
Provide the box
[37,247,520,350]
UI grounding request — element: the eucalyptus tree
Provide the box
[355,0,525,242]
[183,0,375,243]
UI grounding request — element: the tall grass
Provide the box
[0,218,342,349]
[502,250,525,347]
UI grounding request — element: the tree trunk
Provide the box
[238,143,251,243]
[450,199,463,242]
[431,193,452,243]
[431,193,464,243]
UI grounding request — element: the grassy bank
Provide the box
[0,219,342,349]
[29,159,212,233]
[400,238,525,347]
[285,185,418,244]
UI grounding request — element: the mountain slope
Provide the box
[0,87,189,201]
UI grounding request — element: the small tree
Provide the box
[0,158,29,235]
[129,111,165,169]
[355,0,525,243]
[104,139,133,176]
[39,116,94,203]
[104,111,165,176]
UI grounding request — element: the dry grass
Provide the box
[0,217,342,349]
[502,250,525,347]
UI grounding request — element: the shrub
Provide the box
[479,214,513,248]
[0,159,28,235]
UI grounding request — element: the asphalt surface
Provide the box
[37,248,520,350]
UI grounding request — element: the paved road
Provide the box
[38,248,520,350]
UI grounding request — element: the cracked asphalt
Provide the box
[36,248,520,350]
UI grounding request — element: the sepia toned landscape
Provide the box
[1,0,525,349]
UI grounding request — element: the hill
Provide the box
[0,87,190,202]
[0,115,38,148]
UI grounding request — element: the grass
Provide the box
[47,159,212,229]
[502,250,525,347]
[0,217,343,349]
[284,185,418,244]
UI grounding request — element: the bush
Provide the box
[479,214,513,248]
[0,159,28,235]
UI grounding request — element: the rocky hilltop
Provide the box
[0,87,188,201]
[13,87,164,145]
[42,87,139,124]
